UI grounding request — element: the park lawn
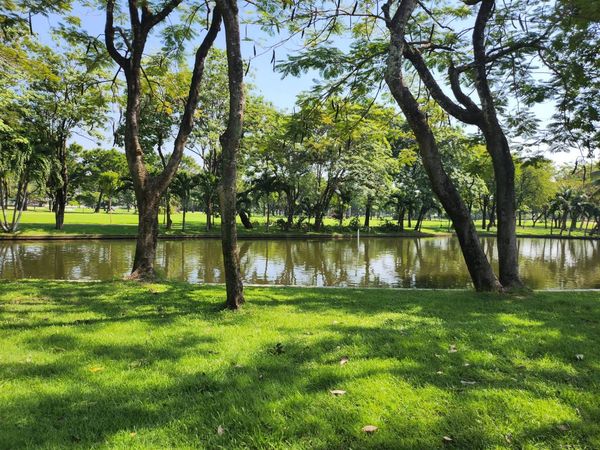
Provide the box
[8,210,594,238]
[1,281,599,449]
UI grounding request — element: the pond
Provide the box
[0,237,599,289]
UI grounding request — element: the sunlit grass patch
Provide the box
[0,281,599,448]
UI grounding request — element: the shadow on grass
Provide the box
[0,281,599,448]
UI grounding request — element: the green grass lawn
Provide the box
[1,281,599,448]
[7,209,594,238]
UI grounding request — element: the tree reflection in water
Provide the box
[0,237,598,289]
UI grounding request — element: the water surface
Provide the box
[1,237,598,289]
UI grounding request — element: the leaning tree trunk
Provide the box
[218,0,245,309]
[384,4,500,291]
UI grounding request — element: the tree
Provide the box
[217,0,245,309]
[98,170,121,212]
[171,170,197,231]
[383,0,500,291]
[103,0,221,280]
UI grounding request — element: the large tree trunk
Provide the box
[218,0,245,309]
[131,194,160,280]
[481,126,522,290]
[384,7,500,291]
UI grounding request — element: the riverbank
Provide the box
[2,210,597,240]
[1,280,599,448]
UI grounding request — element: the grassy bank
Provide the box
[1,281,599,448]
[4,209,595,239]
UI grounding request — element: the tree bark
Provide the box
[217,0,245,309]
[383,0,500,291]
[131,194,160,280]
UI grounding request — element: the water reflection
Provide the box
[1,237,599,289]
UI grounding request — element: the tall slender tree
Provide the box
[216,0,245,308]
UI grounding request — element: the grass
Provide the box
[7,209,595,238]
[1,280,599,448]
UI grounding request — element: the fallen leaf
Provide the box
[436,371,444,375]
[575,354,584,361]
[557,423,570,432]
[361,425,378,433]
[460,380,477,385]
[340,356,349,366]
[329,389,346,396]
[504,433,513,444]
[217,425,225,435]
[89,366,104,373]
[442,436,453,443]
[463,362,470,367]
[130,432,137,437]
[449,345,458,353]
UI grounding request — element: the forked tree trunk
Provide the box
[384,1,500,291]
[104,0,221,280]
[218,0,245,309]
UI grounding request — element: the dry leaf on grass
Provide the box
[448,344,458,353]
[442,436,453,443]
[89,366,104,373]
[217,425,225,435]
[329,389,346,396]
[460,380,477,385]
[340,356,349,366]
[361,425,378,433]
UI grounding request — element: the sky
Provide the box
[30,2,582,165]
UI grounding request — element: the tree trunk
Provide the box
[481,195,488,230]
[239,210,253,229]
[130,194,160,280]
[398,207,405,231]
[285,191,295,231]
[218,0,245,309]
[205,195,212,231]
[473,0,522,290]
[95,190,103,213]
[165,190,173,230]
[55,138,68,230]
[364,197,372,228]
[384,15,500,291]
[182,201,187,232]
